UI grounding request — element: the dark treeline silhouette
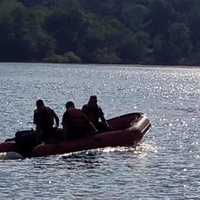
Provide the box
[1,0,200,65]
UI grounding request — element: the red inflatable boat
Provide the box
[0,113,151,159]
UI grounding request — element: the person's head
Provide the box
[65,101,75,110]
[36,99,45,110]
[88,95,97,106]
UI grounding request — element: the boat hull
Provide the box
[0,113,151,158]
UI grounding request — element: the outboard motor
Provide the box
[15,130,40,157]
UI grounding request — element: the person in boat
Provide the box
[62,101,97,140]
[82,95,110,132]
[33,99,59,143]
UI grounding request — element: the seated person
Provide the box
[15,99,60,156]
[33,99,59,143]
[82,95,110,132]
[62,101,97,140]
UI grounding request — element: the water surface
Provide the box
[0,63,199,199]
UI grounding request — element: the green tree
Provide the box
[147,0,175,36]
[45,9,86,54]
[120,31,151,64]
[168,22,192,64]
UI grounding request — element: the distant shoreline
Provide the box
[0,62,200,69]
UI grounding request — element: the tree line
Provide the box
[0,0,200,65]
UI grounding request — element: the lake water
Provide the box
[0,63,199,199]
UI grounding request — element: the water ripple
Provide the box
[0,64,200,199]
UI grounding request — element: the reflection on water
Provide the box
[0,63,200,199]
[60,143,157,169]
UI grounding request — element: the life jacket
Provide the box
[62,108,92,139]
[67,108,87,127]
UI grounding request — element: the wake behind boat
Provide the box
[0,112,151,159]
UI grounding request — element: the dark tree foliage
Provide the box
[1,0,200,65]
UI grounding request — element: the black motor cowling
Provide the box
[15,130,41,157]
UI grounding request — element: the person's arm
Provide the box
[99,107,110,128]
[82,113,98,133]
[89,121,98,133]
[61,112,68,128]
[62,112,69,131]
[61,113,65,127]
[33,111,37,125]
[52,110,59,128]
[81,105,87,114]
[33,110,40,131]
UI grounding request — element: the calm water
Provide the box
[0,63,199,199]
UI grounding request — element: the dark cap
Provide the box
[65,101,75,109]
[36,99,44,107]
[89,95,97,101]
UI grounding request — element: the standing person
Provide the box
[62,101,97,140]
[82,95,110,132]
[33,99,59,143]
